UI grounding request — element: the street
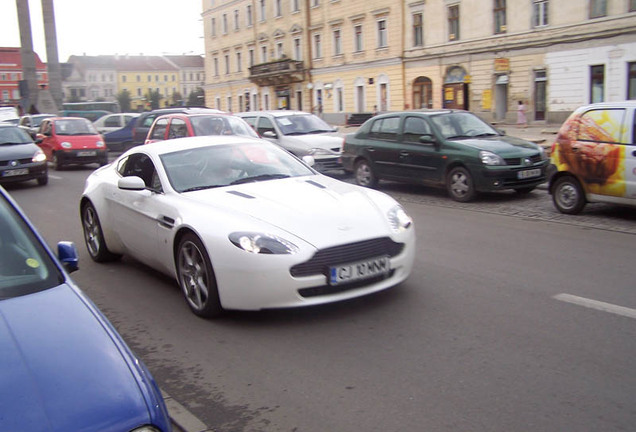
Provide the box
[5,166,636,432]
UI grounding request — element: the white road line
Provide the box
[553,293,636,320]
[48,175,63,180]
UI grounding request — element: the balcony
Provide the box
[248,58,306,87]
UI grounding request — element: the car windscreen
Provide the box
[160,142,315,192]
[429,112,500,140]
[0,195,64,300]
[0,126,34,145]
[191,115,259,138]
[274,114,336,136]
[54,119,99,136]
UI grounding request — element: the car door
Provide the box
[36,120,55,159]
[108,153,168,268]
[394,115,446,184]
[361,116,402,178]
[625,107,636,200]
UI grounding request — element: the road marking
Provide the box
[553,293,636,320]
[48,174,63,180]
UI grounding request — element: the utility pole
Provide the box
[41,0,62,112]
[15,0,39,113]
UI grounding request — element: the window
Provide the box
[222,13,228,34]
[494,0,506,34]
[275,0,282,17]
[590,65,605,103]
[211,18,216,36]
[312,0,320,6]
[225,54,230,74]
[234,10,239,30]
[292,0,300,12]
[403,117,432,143]
[377,20,387,48]
[247,5,253,26]
[213,57,219,76]
[260,0,266,21]
[413,13,423,47]
[249,48,255,67]
[448,5,459,41]
[354,24,363,52]
[577,109,625,143]
[333,29,342,56]
[314,34,322,58]
[628,62,636,100]
[276,42,284,59]
[369,116,400,141]
[533,0,549,27]
[236,52,242,72]
[293,38,302,60]
[589,0,607,18]
[631,0,636,11]
[261,46,267,63]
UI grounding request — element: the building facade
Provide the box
[201,0,636,124]
[0,47,48,109]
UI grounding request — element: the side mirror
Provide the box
[262,131,277,139]
[497,129,507,136]
[302,155,315,167]
[118,176,147,191]
[419,134,437,144]
[35,136,43,144]
[57,241,79,273]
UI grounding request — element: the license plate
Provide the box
[329,256,390,286]
[2,168,29,177]
[517,168,541,179]
[77,150,96,157]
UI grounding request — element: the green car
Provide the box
[341,110,549,202]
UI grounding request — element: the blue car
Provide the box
[0,185,172,432]
[104,116,138,152]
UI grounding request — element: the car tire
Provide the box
[354,159,378,188]
[52,152,64,171]
[552,175,586,215]
[176,233,223,318]
[515,186,536,194]
[446,166,476,202]
[81,202,121,262]
[36,175,48,186]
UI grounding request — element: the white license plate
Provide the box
[2,168,29,177]
[329,256,390,286]
[77,150,96,157]
[517,168,541,179]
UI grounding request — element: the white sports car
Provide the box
[80,136,415,317]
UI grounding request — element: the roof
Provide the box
[0,47,47,70]
[163,55,204,68]
[67,54,180,72]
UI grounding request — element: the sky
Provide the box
[1,0,205,62]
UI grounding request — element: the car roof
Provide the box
[154,112,232,121]
[236,110,312,117]
[140,135,266,155]
[574,101,636,111]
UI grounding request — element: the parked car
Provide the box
[145,112,259,144]
[93,112,139,134]
[341,110,550,202]
[104,116,138,152]
[0,123,48,186]
[80,135,415,318]
[18,113,56,138]
[132,107,222,146]
[0,185,172,432]
[235,110,343,173]
[549,101,636,214]
[36,117,108,170]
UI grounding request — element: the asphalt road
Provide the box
[5,166,636,432]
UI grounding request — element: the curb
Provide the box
[162,391,213,432]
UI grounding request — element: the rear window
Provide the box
[576,109,627,144]
[369,117,400,140]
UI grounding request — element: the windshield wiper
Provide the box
[0,142,30,145]
[306,129,333,134]
[230,174,290,185]
[446,135,473,140]
[181,184,224,192]
[472,133,500,137]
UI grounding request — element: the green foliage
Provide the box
[116,89,132,112]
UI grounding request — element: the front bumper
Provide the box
[313,155,344,173]
[474,160,550,192]
[0,161,47,183]
[56,149,108,166]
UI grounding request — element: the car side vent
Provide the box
[227,190,255,199]
[305,180,326,189]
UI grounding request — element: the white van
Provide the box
[549,101,636,214]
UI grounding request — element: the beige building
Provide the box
[202,0,636,124]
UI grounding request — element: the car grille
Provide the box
[503,154,543,166]
[290,237,404,278]
[0,157,33,167]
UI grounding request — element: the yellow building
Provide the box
[115,56,181,110]
[202,0,636,124]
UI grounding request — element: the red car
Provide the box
[144,113,259,144]
[36,117,108,170]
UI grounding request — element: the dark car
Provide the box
[0,123,48,186]
[104,115,138,152]
[132,107,223,146]
[0,185,172,431]
[341,110,550,202]
[145,112,258,144]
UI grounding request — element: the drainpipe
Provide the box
[305,0,314,113]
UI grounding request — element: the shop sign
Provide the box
[494,58,510,72]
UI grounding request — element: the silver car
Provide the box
[236,110,343,173]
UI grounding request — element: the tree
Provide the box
[171,91,184,107]
[187,87,205,107]
[116,89,132,112]
[147,89,163,110]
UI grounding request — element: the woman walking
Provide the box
[517,100,528,127]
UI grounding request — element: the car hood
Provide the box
[450,135,539,155]
[186,175,395,249]
[0,284,151,432]
[280,133,343,151]
[56,135,103,148]
[0,143,40,159]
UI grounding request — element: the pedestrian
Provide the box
[517,100,528,128]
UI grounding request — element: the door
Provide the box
[395,116,445,184]
[362,116,402,178]
[534,71,546,121]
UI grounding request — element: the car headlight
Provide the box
[229,232,298,254]
[96,140,105,148]
[307,148,332,156]
[479,150,505,166]
[32,149,47,163]
[61,141,72,149]
[388,206,412,232]
[538,145,548,160]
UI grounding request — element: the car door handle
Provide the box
[399,151,410,157]
[365,147,375,152]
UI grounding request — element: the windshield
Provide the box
[54,119,99,136]
[161,141,315,193]
[0,126,33,145]
[429,112,500,140]
[274,114,335,136]
[191,115,258,138]
[0,194,63,300]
